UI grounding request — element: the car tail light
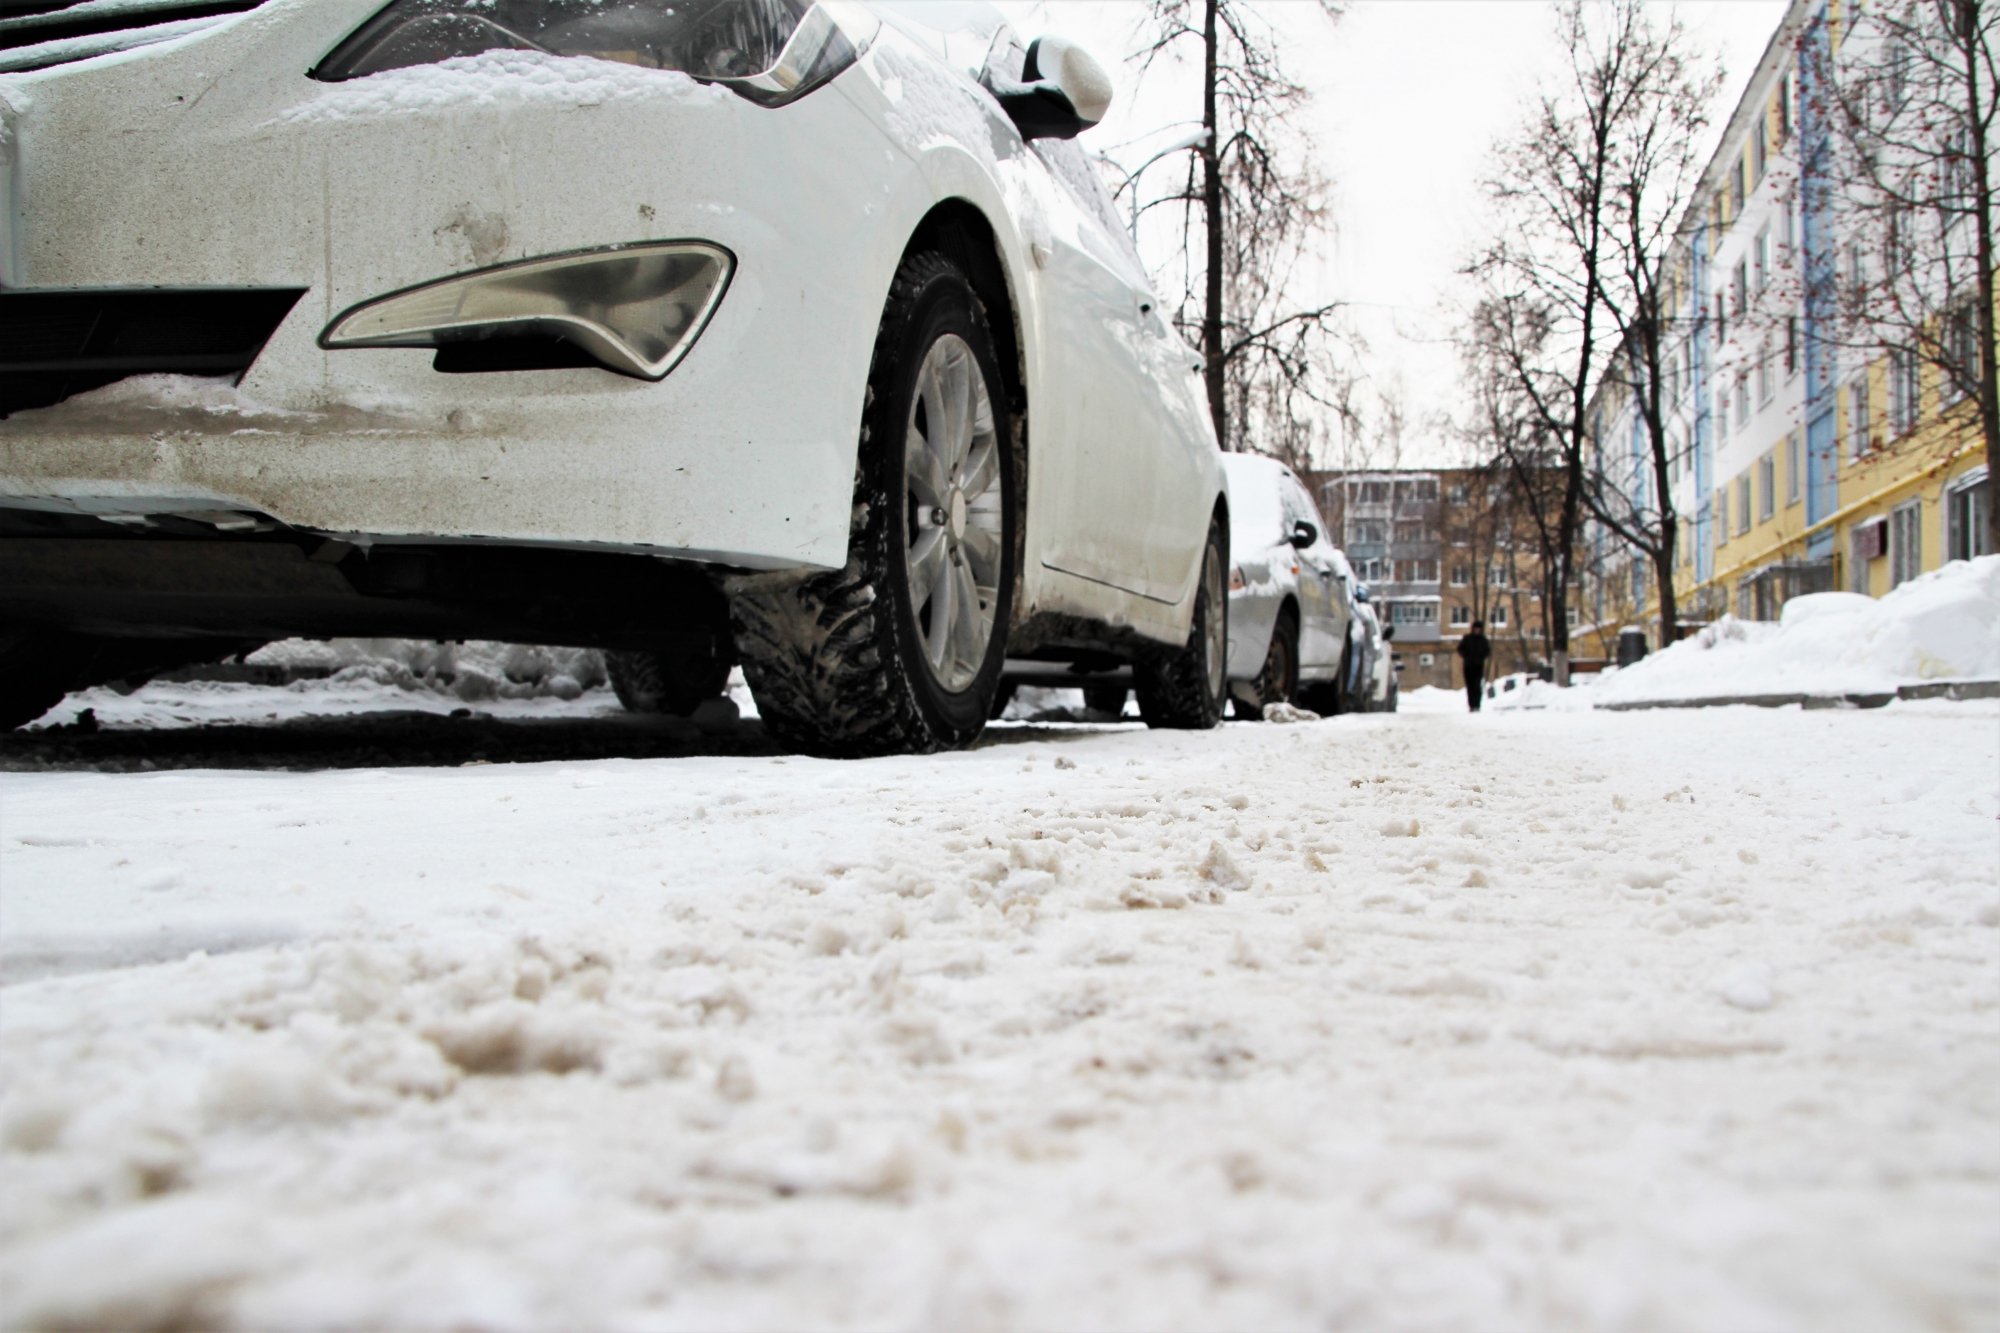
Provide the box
[320,242,732,380]
[311,0,877,109]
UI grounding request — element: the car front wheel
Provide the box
[732,252,1016,757]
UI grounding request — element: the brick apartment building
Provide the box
[1309,468,1574,690]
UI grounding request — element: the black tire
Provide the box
[1330,640,1356,715]
[1135,519,1228,730]
[1238,608,1298,720]
[731,252,1017,757]
[605,631,732,719]
[1082,684,1128,717]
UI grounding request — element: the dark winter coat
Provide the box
[1456,630,1491,670]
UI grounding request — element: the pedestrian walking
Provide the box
[1456,620,1490,713]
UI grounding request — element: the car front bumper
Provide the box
[0,0,918,570]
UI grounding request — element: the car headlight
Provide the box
[312,0,878,108]
[320,241,733,380]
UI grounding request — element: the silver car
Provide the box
[1221,454,1358,716]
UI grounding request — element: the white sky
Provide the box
[994,0,1790,464]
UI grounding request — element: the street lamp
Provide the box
[1107,126,1211,239]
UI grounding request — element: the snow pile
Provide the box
[1491,556,2000,708]
[246,639,607,704]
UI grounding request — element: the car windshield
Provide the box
[1223,457,1290,553]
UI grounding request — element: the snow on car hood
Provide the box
[279,49,726,125]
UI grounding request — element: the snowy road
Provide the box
[2,689,1997,1331]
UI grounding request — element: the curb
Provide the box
[1597,680,2000,712]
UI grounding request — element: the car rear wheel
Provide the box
[1135,519,1227,730]
[732,252,1016,757]
[605,636,732,719]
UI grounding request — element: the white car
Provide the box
[0,0,1230,752]
[1220,453,1360,716]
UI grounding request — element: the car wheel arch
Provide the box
[901,200,1031,630]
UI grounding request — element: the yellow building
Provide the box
[1586,0,1993,637]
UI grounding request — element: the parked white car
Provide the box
[1220,453,1359,716]
[0,0,1230,752]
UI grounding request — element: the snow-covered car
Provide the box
[0,0,1230,753]
[1220,453,1360,717]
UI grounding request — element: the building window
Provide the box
[1449,563,1470,586]
[1354,523,1386,546]
[1947,470,1991,560]
[1785,316,1799,377]
[1394,520,1427,544]
[1849,379,1872,457]
[1845,241,1864,290]
[1736,372,1750,426]
[1778,70,1792,143]
[1758,453,1776,520]
[1786,431,1802,505]
[1943,303,1981,405]
[1753,115,1768,185]
[1488,562,1511,589]
[1755,228,1771,290]
[1889,346,1919,436]
[1359,481,1391,504]
[1404,478,1440,501]
[1395,559,1439,584]
[1850,519,1883,592]
[1757,341,1773,404]
[1889,500,1922,587]
[1447,483,1468,504]
[1490,603,1509,629]
[1732,157,1746,214]
[1714,292,1727,345]
[1732,260,1748,316]
[1737,475,1753,536]
[1449,605,1470,627]
[1388,602,1438,627]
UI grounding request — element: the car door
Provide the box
[1024,135,1215,603]
[1280,472,1344,672]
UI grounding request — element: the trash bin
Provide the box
[1616,627,1649,667]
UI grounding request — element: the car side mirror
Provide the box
[1289,520,1317,549]
[993,35,1111,140]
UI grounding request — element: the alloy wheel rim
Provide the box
[904,333,1002,693]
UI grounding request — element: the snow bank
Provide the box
[1494,556,2000,708]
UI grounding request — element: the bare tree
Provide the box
[1135,0,1351,455]
[1586,16,1723,646]
[1819,0,1999,552]
[1463,316,1574,656]
[1462,0,1714,680]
